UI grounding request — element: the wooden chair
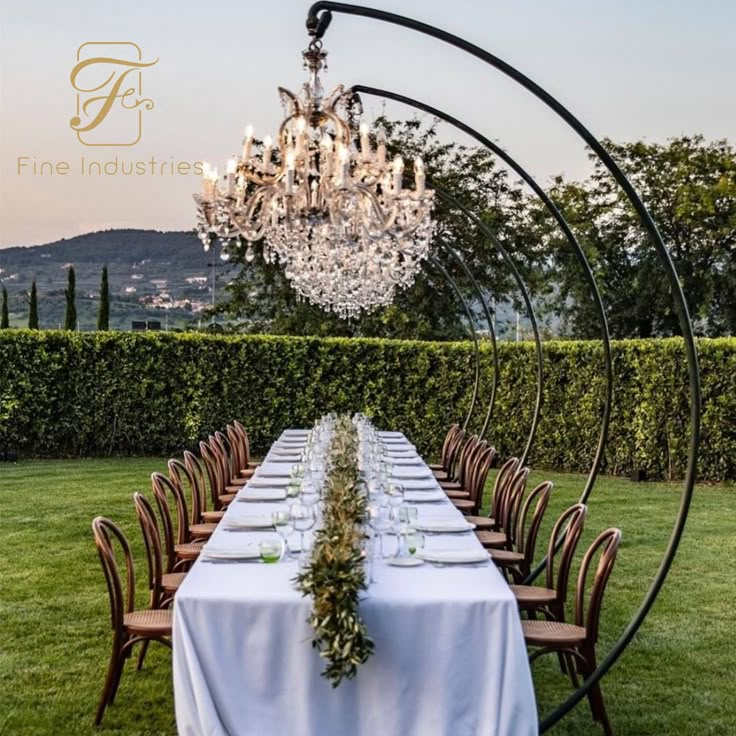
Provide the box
[490,480,553,582]
[429,423,461,480]
[133,492,186,609]
[511,503,587,623]
[523,528,622,736]
[182,450,225,523]
[476,466,529,548]
[91,517,172,725]
[151,472,204,571]
[466,456,520,531]
[200,439,237,509]
[168,458,218,540]
[442,435,486,497]
[212,433,250,496]
[452,445,496,516]
[233,420,260,475]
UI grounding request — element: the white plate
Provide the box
[417,549,489,564]
[249,478,289,488]
[390,467,433,480]
[413,520,476,533]
[387,557,424,567]
[405,491,446,503]
[201,545,261,560]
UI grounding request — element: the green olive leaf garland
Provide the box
[295,416,374,686]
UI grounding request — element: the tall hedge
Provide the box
[0,331,732,481]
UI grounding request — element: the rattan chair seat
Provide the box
[510,584,556,606]
[219,493,237,505]
[440,480,462,491]
[189,522,217,539]
[229,477,249,486]
[445,489,470,499]
[161,572,187,594]
[452,498,475,512]
[202,510,225,523]
[175,541,203,560]
[522,619,586,647]
[476,530,506,548]
[428,463,443,471]
[489,548,524,565]
[465,515,495,530]
[123,608,173,636]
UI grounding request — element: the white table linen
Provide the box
[173,430,537,736]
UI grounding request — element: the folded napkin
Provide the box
[201,543,261,560]
[386,457,423,467]
[389,466,433,480]
[256,464,294,478]
[417,548,489,564]
[378,431,405,438]
[413,519,476,533]
[248,477,289,489]
[238,488,287,502]
[385,449,419,458]
[405,490,446,503]
[223,515,274,530]
[394,479,440,491]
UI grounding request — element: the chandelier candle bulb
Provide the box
[263,135,273,172]
[226,159,238,194]
[392,156,404,193]
[243,125,254,160]
[359,122,370,159]
[415,157,425,195]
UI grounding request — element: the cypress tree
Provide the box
[28,280,39,329]
[1,286,8,328]
[97,265,110,330]
[64,266,77,330]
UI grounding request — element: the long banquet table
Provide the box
[173,429,537,736]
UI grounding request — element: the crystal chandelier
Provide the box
[193,38,436,318]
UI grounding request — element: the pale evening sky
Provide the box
[0,0,734,247]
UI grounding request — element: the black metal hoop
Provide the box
[306,2,701,730]
[350,84,612,515]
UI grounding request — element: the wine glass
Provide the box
[368,500,392,558]
[290,500,316,551]
[272,511,294,558]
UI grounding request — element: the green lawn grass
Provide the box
[1,459,735,735]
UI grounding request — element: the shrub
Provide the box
[0,331,729,481]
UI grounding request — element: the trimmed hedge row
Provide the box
[0,331,733,481]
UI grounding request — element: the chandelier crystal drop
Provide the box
[193,39,436,318]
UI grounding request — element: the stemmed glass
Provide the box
[367,500,392,558]
[272,510,294,558]
[290,500,316,551]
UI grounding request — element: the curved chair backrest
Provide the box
[184,450,212,516]
[92,516,135,634]
[514,481,553,573]
[199,440,224,509]
[574,528,622,644]
[468,445,496,512]
[439,423,461,470]
[233,420,253,467]
[133,492,163,609]
[151,471,189,555]
[490,457,521,523]
[226,424,245,475]
[446,429,467,480]
[456,435,481,488]
[214,431,234,480]
[499,466,529,543]
[545,503,588,614]
[210,434,232,490]
[169,457,203,527]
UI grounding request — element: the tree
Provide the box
[64,266,77,331]
[1,287,8,328]
[28,281,39,329]
[216,118,538,340]
[97,265,110,330]
[532,136,736,338]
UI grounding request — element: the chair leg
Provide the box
[581,653,612,735]
[94,645,121,725]
[136,640,150,671]
[107,653,126,706]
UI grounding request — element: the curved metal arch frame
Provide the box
[306,3,702,731]
[435,185,543,467]
[426,253,480,432]
[351,84,613,513]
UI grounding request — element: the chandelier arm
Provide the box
[432,184,543,469]
[427,253,481,432]
[307,5,701,731]
[439,243,499,440]
[349,84,610,581]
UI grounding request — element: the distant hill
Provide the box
[0,230,237,330]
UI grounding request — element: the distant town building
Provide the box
[124,286,137,294]
[186,276,209,285]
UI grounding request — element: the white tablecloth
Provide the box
[173,430,537,736]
